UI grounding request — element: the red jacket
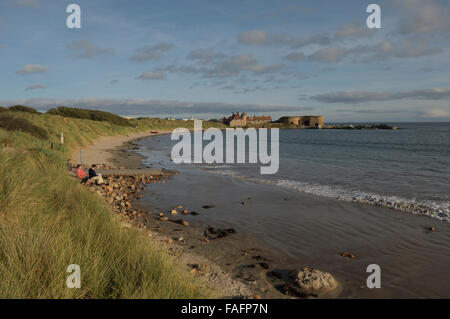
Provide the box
[76,168,86,179]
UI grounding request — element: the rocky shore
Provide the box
[78,144,341,299]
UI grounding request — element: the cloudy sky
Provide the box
[0,0,449,121]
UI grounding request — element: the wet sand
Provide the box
[130,136,450,299]
[91,132,450,298]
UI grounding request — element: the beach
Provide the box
[73,127,450,298]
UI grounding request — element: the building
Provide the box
[223,112,272,127]
[278,116,324,127]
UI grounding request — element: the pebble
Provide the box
[340,252,356,259]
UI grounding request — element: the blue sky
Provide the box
[0,0,449,121]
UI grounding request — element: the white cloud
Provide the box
[16,64,48,75]
[308,47,347,63]
[394,0,450,35]
[136,71,165,80]
[68,40,114,59]
[334,23,375,39]
[25,83,46,91]
[187,48,226,63]
[131,43,173,62]
[238,30,331,48]
[238,30,267,45]
[311,88,450,103]
[423,109,450,118]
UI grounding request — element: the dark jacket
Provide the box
[88,168,97,179]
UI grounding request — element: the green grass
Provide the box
[47,106,133,127]
[0,110,223,298]
[0,113,49,139]
[8,105,40,114]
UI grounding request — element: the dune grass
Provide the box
[0,111,223,298]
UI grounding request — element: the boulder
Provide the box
[289,268,338,296]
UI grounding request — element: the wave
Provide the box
[208,169,450,222]
[274,179,450,222]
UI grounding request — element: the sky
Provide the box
[0,0,449,122]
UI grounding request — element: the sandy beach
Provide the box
[73,131,450,299]
[70,130,171,167]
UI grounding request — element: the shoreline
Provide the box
[70,130,171,168]
[77,131,450,299]
[71,132,263,298]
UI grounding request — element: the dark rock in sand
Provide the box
[190,211,199,216]
[259,262,270,269]
[202,205,216,209]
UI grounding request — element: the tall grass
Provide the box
[0,111,220,298]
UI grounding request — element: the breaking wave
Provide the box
[209,169,450,222]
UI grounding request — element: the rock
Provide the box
[259,262,270,269]
[241,201,247,205]
[202,238,210,244]
[159,216,168,221]
[190,211,199,216]
[171,209,178,215]
[177,236,184,242]
[182,220,189,227]
[428,226,436,232]
[253,295,262,299]
[202,205,216,209]
[289,268,338,295]
[158,212,164,217]
[340,252,356,259]
[176,205,183,209]
[167,238,174,244]
[191,264,210,274]
[182,209,189,215]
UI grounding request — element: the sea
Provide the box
[137,123,450,222]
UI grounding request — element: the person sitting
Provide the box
[75,165,89,183]
[88,164,104,185]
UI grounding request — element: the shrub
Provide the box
[0,107,8,113]
[48,106,133,127]
[8,105,40,114]
[0,114,49,139]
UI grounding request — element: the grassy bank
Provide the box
[0,110,223,298]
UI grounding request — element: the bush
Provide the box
[0,107,8,113]
[0,114,49,139]
[48,106,133,127]
[8,105,40,114]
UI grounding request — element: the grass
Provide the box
[0,113,49,139]
[48,106,134,127]
[8,105,40,114]
[0,110,223,298]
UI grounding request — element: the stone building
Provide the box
[278,116,324,127]
[223,112,272,127]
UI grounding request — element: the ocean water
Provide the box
[138,123,450,222]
